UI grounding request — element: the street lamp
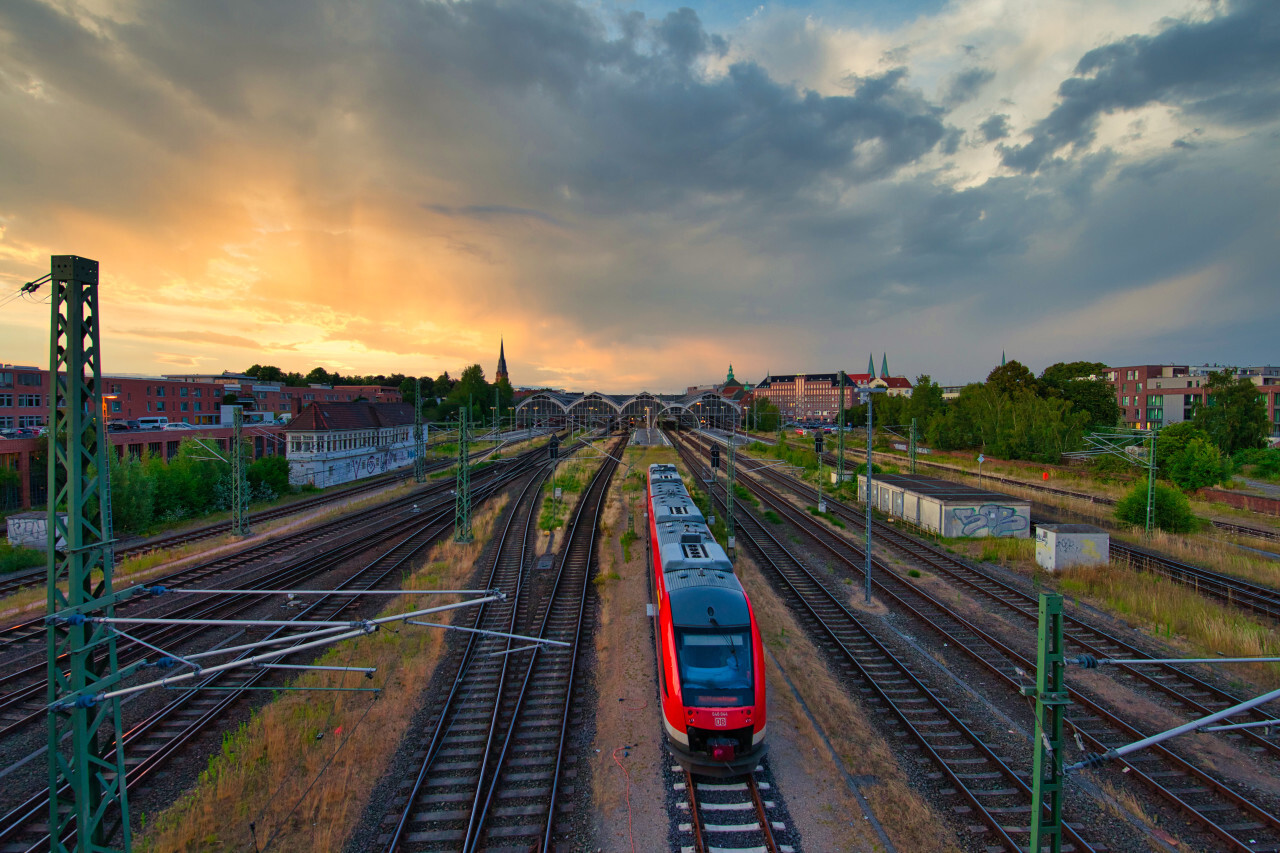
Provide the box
[858,386,887,604]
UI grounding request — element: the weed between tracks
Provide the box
[137,495,510,853]
[1057,563,1280,691]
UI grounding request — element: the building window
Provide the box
[0,372,12,388]
[112,384,122,394]
[0,417,11,428]
[195,402,202,412]
[180,402,189,412]
[0,394,10,407]
[111,401,122,413]
[180,387,189,397]
[18,415,43,428]
[156,386,166,397]
[155,401,165,412]
[18,373,41,386]
[17,394,41,407]
[195,388,203,398]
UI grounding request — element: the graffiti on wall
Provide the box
[952,504,1027,537]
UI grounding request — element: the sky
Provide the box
[0,0,1276,394]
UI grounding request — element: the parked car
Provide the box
[125,420,142,431]
[107,421,130,432]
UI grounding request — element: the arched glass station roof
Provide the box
[515,390,740,429]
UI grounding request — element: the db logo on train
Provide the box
[713,715,728,727]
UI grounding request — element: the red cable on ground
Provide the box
[611,745,636,853]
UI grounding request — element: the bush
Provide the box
[1114,481,1197,534]
[1164,437,1231,491]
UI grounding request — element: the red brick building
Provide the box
[1105,364,1280,439]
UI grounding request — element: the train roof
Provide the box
[650,489,705,525]
[648,463,681,481]
[667,570,750,627]
[654,522,732,573]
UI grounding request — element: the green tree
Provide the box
[1153,422,1212,472]
[247,455,292,498]
[907,374,945,428]
[1114,480,1197,533]
[986,360,1041,398]
[1192,369,1268,455]
[305,366,332,385]
[1040,361,1119,427]
[1164,437,1231,491]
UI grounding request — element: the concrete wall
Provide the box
[6,511,66,550]
[859,475,1030,538]
[288,440,418,489]
[1035,525,1109,571]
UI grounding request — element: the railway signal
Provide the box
[710,446,720,470]
[548,434,560,461]
[814,433,824,454]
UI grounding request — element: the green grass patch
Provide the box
[805,505,847,529]
[0,540,44,574]
[763,510,783,524]
[979,537,1034,564]
[907,569,922,578]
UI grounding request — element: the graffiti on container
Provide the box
[952,504,1027,537]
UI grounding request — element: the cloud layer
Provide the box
[0,0,1275,391]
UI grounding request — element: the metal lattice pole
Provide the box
[1028,593,1067,853]
[1145,430,1158,537]
[454,409,472,543]
[413,377,426,483]
[45,255,132,853]
[231,407,250,536]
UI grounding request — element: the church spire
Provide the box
[496,338,509,383]
[881,353,889,379]
[726,363,736,384]
[867,353,875,377]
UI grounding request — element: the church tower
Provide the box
[496,338,509,383]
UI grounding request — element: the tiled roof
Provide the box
[285,402,416,432]
[884,377,913,388]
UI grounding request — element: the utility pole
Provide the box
[231,407,250,536]
[43,255,132,852]
[454,409,472,543]
[909,416,918,475]
[413,377,426,483]
[1027,593,1067,853]
[837,371,845,488]
[726,428,736,556]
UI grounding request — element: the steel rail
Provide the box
[704,435,1280,852]
[716,434,1280,753]
[671,433,1091,853]
[0,457,532,852]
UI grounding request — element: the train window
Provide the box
[676,630,751,707]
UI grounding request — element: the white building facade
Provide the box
[285,402,419,489]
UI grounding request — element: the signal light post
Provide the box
[859,387,886,604]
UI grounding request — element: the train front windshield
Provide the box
[677,629,752,707]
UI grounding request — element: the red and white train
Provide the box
[646,463,766,776]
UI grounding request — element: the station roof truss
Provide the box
[515,390,741,428]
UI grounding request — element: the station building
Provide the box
[283,401,417,489]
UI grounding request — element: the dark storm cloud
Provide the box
[942,67,995,107]
[1000,0,1280,172]
[978,114,1010,141]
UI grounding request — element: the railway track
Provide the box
[718,432,1280,625]
[0,447,559,847]
[684,433,1280,852]
[383,436,621,851]
[0,434,545,603]
[678,766,789,853]
[737,429,1280,544]
[671,434,1099,852]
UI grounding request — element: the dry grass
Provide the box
[136,495,510,853]
[589,445,674,852]
[1110,526,1280,589]
[734,553,961,853]
[1056,562,1280,691]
